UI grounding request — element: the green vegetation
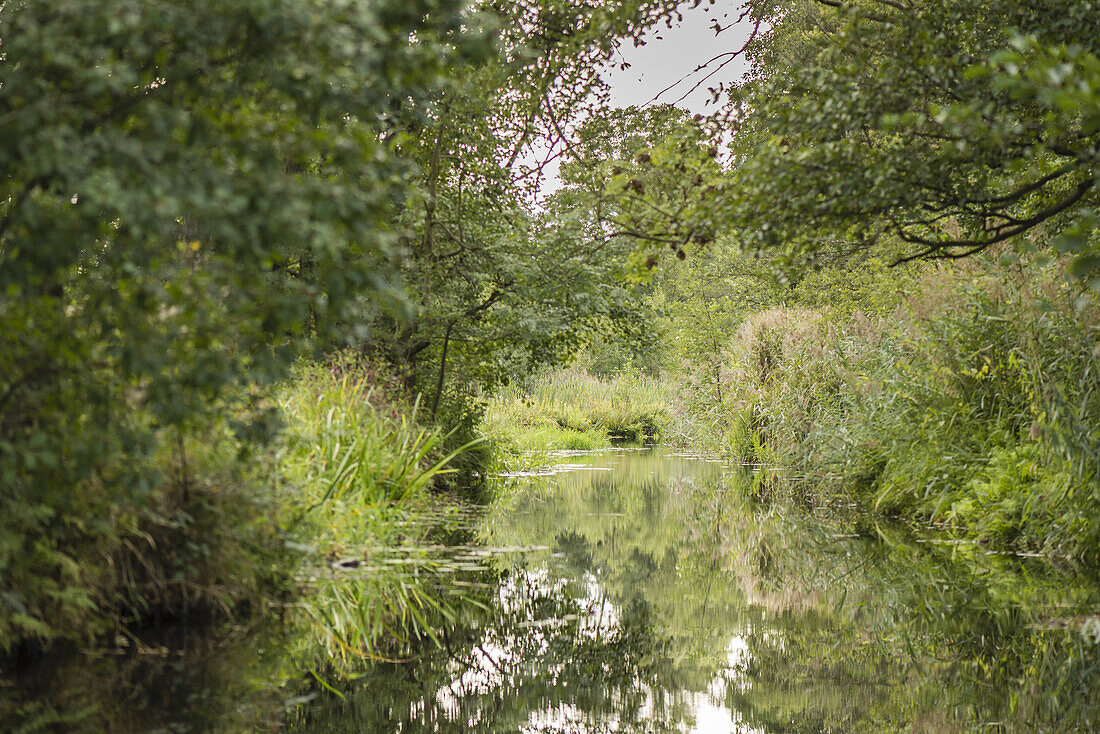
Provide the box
[704,258,1100,563]
[483,369,671,456]
[0,0,680,653]
[3,0,1100,727]
[605,0,1100,286]
[0,391,286,651]
[0,0,480,650]
[1,359,490,729]
[551,0,1100,566]
[276,361,485,672]
[0,355,485,658]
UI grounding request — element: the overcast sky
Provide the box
[605,2,754,114]
[530,3,755,198]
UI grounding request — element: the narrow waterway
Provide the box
[6,448,1099,732]
[284,448,1100,732]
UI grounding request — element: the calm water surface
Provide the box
[7,448,1100,732]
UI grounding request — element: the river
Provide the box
[6,448,1099,731]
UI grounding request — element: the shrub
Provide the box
[716,258,1100,562]
[0,400,285,653]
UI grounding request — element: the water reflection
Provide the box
[5,449,1099,732]
[0,624,287,733]
[286,448,1100,733]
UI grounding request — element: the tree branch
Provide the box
[892,178,1095,263]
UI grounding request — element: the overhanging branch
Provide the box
[892,177,1095,264]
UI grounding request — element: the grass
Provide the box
[2,357,491,729]
[0,353,486,678]
[482,368,672,463]
[276,359,485,673]
[700,257,1100,564]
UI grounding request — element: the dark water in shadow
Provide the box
[5,448,1100,732]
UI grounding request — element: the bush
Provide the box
[0,398,285,653]
[0,355,484,659]
[716,259,1100,563]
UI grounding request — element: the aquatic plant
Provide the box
[277,361,485,672]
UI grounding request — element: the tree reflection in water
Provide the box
[7,449,1094,732]
[286,448,1100,733]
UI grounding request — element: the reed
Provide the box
[708,259,1100,564]
[277,361,483,673]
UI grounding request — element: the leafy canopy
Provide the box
[605,0,1100,287]
[0,0,482,646]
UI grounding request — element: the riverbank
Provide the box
[487,259,1100,567]
[2,356,494,728]
[482,369,671,462]
[689,258,1100,566]
[0,358,483,666]
[3,361,674,665]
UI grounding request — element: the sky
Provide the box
[532,2,755,198]
[605,2,755,114]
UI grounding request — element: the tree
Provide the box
[600,1,1100,287]
[0,0,481,646]
[724,0,1100,281]
[363,1,685,423]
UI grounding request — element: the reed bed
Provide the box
[483,368,672,457]
[707,259,1100,564]
[277,362,483,673]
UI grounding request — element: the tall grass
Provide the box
[707,259,1100,563]
[483,368,672,458]
[277,361,483,672]
[0,352,486,667]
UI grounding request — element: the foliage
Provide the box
[484,368,671,459]
[790,256,923,320]
[581,114,728,277]
[276,360,484,672]
[714,258,1100,563]
[525,105,734,382]
[0,0,688,652]
[2,358,491,728]
[588,1,1100,290]
[5,5,1100,729]
[369,3,684,431]
[0,394,286,651]
[721,0,1100,282]
[0,0,479,650]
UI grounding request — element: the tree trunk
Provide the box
[430,321,455,422]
